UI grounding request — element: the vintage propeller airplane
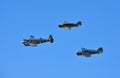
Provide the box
[21,35,54,47]
[58,20,82,30]
[76,47,103,57]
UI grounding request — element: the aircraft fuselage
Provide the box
[59,23,78,27]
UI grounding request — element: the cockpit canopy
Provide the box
[81,48,87,52]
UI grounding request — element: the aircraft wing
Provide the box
[84,54,91,57]
[29,35,35,40]
[64,27,71,30]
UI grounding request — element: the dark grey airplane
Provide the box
[21,35,54,46]
[76,47,103,57]
[58,20,82,30]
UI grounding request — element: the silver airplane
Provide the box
[21,35,54,46]
[58,20,82,30]
[76,47,103,57]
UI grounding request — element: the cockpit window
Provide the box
[82,48,87,52]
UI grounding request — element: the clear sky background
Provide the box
[0,0,120,78]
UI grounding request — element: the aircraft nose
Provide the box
[59,25,63,27]
[21,40,26,43]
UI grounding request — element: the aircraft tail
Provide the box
[97,47,103,53]
[49,35,54,43]
[77,21,82,26]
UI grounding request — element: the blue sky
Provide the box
[0,0,120,78]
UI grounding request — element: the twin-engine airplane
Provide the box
[76,47,103,57]
[21,35,54,46]
[58,20,82,30]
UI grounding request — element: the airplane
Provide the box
[76,47,103,57]
[58,20,82,30]
[21,35,54,46]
